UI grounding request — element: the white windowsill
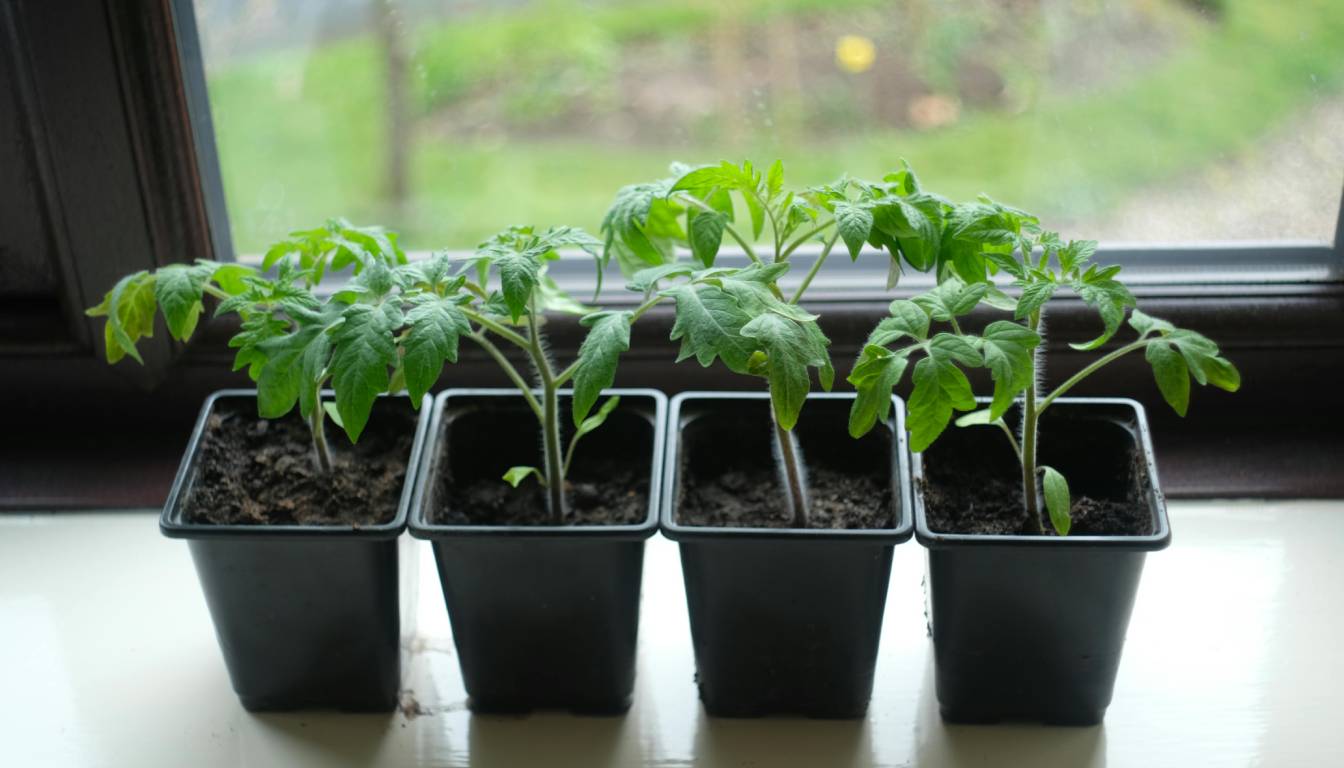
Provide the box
[1,501,1341,767]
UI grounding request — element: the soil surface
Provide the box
[921,451,1152,537]
[186,403,415,526]
[433,460,648,526]
[679,466,894,530]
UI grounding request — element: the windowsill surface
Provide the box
[1,501,1340,766]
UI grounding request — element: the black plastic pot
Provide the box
[408,388,666,714]
[915,397,1171,726]
[160,389,431,712]
[661,392,913,718]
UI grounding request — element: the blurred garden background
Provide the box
[192,0,1344,255]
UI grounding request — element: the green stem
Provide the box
[1038,338,1153,414]
[466,332,542,418]
[780,219,836,261]
[997,420,1023,462]
[526,308,567,522]
[1021,309,1045,534]
[773,414,810,528]
[789,231,839,304]
[461,308,532,350]
[309,392,334,474]
[203,284,230,301]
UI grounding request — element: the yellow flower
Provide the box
[835,34,876,74]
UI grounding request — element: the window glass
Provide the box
[193,0,1344,254]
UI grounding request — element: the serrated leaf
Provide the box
[744,188,766,239]
[153,263,212,340]
[907,354,976,453]
[869,300,930,346]
[573,311,632,424]
[846,345,909,438]
[1146,341,1190,417]
[912,278,987,321]
[1041,466,1071,536]
[503,466,544,488]
[402,296,471,405]
[739,313,828,430]
[873,196,941,271]
[834,202,874,260]
[766,159,785,198]
[1015,281,1056,320]
[329,303,398,442]
[979,320,1041,419]
[662,283,756,373]
[96,271,156,364]
[1059,240,1098,274]
[688,210,726,267]
[1128,308,1174,337]
[495,252,540,321]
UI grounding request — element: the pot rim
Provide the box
[660,391,915,543]
[406,388,666,541]
[160,388,432,541]
[913,396,1172,551]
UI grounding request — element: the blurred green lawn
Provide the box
[206,0,1344,253]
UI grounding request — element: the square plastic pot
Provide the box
[407,388,666,714]
[661,392,914,718]
[160,389,432,712]
[914,397,1171,726]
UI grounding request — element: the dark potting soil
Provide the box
[432,460,648,526]
[921,447,1152,537]
[679,466,895,529]
[186,402,416,526]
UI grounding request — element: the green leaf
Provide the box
[834,202,874,261]
[93,271,156,364]
[868,300,930,346]
[402,295,471,405]
[628,264,693,294]
[1058,240,1098,274]
[766,159,785,198]
[1070,277,1136,350]
[1128,308,1174,337]
[912,278,987,321]
[153,263,211,340]
[906,354,976,453]
[495,251,540,321]
[572,395,620,444]
[1146,341,1190,417]
[329,302,399,442]
[671,161,752,194]
[1014,281,1056,320]
[738,313,829,430]
[601,179,679,271]
[954,408,995,427]
[1041,466,1072,536]
[662,283,756,373]
[503,466,544,488]
[872,196,941,271]
[323,400,345,428]
[978,321,1041,419]
[573,311,632,424]
[846,345,909,438]
[744,188,766,239]
[688,210,727,267]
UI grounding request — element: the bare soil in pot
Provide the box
[676,404,896,530]
[921,410,1153,536]
[429,404,650,526]
[188,399,417,527]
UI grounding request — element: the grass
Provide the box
[206,0,1344,254]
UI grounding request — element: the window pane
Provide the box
[194,0,1344,254]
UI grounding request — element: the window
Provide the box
[192,0,1344,258]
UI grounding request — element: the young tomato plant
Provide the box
[87,220,641,523]
[86,219,409,473]
[603,160,930,526]
[846,187,1240,535]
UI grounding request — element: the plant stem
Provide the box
[789,231,838,304]
[309,394,334,474]
[773,413,810,528]
[1038,338,1153,414]
[526,308,567,522]
[780,220,836,260]
[466,332,542,418]
[460,308,532,350]
[1020,309,1045,534]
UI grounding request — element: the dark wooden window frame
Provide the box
[1,0,1341,509]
